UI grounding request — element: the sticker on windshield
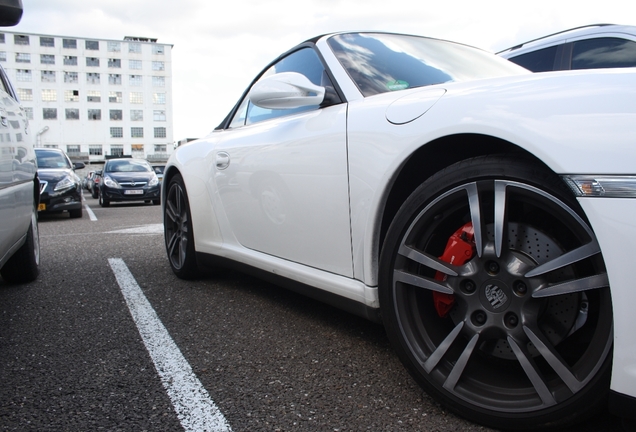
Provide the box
[386,80,409,91]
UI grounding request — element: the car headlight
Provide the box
[148,174,159,187]
[53,175,76,192]
[103,175,121,189]
[562,175,636,198]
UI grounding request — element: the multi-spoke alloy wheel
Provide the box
[379,156,612,430]
[164,174,199,279]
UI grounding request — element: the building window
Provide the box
[131,127,144,138]
[87,90,101,102]
[108,74,122,85]
[0,34,5,43]
[65,90,80,102]
[155,144,167,152]
[152,61,165,71]
[131,144,144,153]
[43,108,57,120]
[109,91,122,103]
[40,37,55,47]
[16,69,31,82]
[65,109,79,120]
[88,109,101,120]
[40,54,55,64]
[86,57,99,67]
[110,144,124,156]
[85,40,99,50]
[107,41,121,52]
[154,127,167,138]
[153,93,166,104]
[129,59,142,70]
[14,35,29,45]
[17,88,32,101]
[0,52,5,62]
[89,145,102,156]
[41,89,57,102]
[24,107,33,120]
[41,70,56,83]
[129,75,142,86]
[63,38,77,49]
[109,109,122,120]
[129,92,143,104]
[110,127,123,138]
[108,58,121,68]
[63,56,77,66]
[128,43,141,53]
[67,145,81,155]
[15,52,30,63]
[153,110,166,121]
[130,110,143,121]
[64,71,78,83]
[152,45,164,55]
[87,73,100,84]
[152,76,165,87]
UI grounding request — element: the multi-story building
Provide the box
[0,31,173,164]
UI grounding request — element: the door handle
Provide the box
[215,152,230,170]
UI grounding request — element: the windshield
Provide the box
[35,150,71,169]
[106,159,152,173]
[327,33,527,97]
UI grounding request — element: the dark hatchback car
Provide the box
[98,158,160,207]
[35,148,84,218]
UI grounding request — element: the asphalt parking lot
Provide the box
[0,193,624,431]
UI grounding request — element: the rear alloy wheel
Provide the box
[164,174,199,279]
[379,156,612,430]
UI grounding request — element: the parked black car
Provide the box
[98,158,160,207]
[90,170,102,198]
[35,148,84,218]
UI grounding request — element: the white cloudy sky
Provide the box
[10,0,636,140]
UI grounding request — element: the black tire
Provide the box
[164,174,199,279]
[98,191,109,207]
[69,206,83,219]
[91,187,98,199]
[152,198,160,205]
[1,206,40,283]
[379,155,612,431]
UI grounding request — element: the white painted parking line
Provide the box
[84,205,97,221]
[107,223,163,235]
[108,258,232,432]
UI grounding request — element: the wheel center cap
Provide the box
[480,280,512,312]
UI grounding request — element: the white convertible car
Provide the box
[163,32,636,430]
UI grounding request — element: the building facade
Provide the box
[0,31,173,163]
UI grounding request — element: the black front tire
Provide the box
[1,207,40,283]
[69,207,83,219]
[379,155,612,431]
[164,174,199,279]
[98,191,110,207]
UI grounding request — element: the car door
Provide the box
[213,48,353,277]
[0,63,33,261]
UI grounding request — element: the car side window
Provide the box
[571,37,636,69]
[229,48,326,127]
[508,46,559,72]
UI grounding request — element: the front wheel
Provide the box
[98,191,109,207]
[164,174,199,279]
[1,206,40,283]
[379,155,612,430]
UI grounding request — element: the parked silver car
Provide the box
[0,0,39,283]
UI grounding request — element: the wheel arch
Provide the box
[377,134,555,258]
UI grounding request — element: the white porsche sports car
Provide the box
[163,32,636,430]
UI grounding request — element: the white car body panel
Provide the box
[166,35,636,409]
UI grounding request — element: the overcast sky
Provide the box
[10,0,636,140]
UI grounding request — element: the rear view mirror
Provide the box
[0,0,23,27]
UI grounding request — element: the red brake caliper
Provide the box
[433,222,476,317]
